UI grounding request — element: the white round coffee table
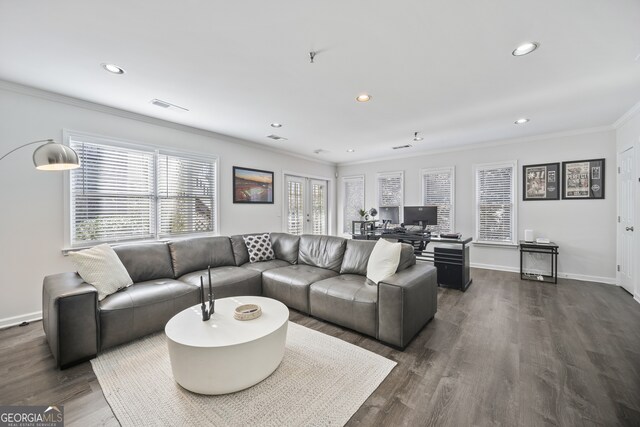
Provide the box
[165,296,289,395]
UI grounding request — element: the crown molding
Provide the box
[337,125,614,167]
[0,79,336,167]
[613,100,640,129]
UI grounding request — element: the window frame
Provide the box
[420,166,455,233]
[376,171,405,224]
[341,175,365,235]
[473,160,518,247]
[63,129,219,249]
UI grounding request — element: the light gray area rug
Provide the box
[91,322,396,427]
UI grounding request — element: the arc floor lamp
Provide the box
[0,139,80,170]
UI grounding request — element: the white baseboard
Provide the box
[635,295,640,305]
[470,263,617,285]
[0,311,42,329]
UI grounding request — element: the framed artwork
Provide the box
[561,158,605,200]
[523,162,560,201]
[233,166,274,204]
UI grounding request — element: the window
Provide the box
[286,177,304,235]
[421,167,455,233]
[68,133,217,246]
[474,161,517,245]
[377,171,404,223]
[311,181,327,235]
[342,175,365,234]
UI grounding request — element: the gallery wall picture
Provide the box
[233,166,274,204]
[523,162,560,201]
[561,158,605,200]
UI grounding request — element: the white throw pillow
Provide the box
[68,244,133,301]
[243,233,276,263]
[366,239,402,285]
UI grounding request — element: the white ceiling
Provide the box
[1,0,639,164]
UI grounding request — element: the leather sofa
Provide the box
[43,233,437,368]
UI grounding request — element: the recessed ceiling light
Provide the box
[270,123,282,128]
[101,63,125,74]
[413,132,423,142]
[512,42,539,56]
[514,118,530,125]
[356,94,371,102]
[347,149,355,153]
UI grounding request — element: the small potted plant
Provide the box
[358,208,368,220]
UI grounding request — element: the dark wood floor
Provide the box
[1,269,639,426]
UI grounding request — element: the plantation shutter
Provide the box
[311,181,327,235]
[157,153,216,237]
[377,172,404,221]
[422,167,454,233]
[70,139,155,244]
[475,162,517,244]
[343,176,365,233]
[287,179,304,235]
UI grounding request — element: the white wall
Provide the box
[615,103,640,303]
[338,129,617,283]
[0,82,337,327]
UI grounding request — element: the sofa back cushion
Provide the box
[340,240,376,276]
[397,243,417,271]
[230,234,253,266]
[168,236,236,277]
[298,235,346,272]
[271,233,300,264]
[113,242,175,283]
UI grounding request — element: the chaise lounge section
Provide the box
[43,233,438,368]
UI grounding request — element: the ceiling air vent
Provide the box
[150,99,189,112]
[392,144,413,150]
[267,135,288,141]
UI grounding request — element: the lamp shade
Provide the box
[32,140,80,170]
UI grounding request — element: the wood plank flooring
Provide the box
[1,269,639,426]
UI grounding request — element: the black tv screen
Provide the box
[403,206,437,227]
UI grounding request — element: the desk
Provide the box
[356,232,473,291]
[519,241,559,284]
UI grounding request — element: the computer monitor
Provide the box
[378,206,400,224]
[403,206,437,229]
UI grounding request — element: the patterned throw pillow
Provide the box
[243,233,276,263]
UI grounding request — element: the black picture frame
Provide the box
[523,162,560,201]
[232,166,274,204]
[561,158,605,200]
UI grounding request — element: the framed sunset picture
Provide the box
[233,166,274,204]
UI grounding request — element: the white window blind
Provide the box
[287,179,304,235]
[377,172,404,221]
[69,135,217,246]
[422,167,454,233]
[70,140,155,244]
[311,182,326,235]
[157,153,216,237]
[342,176,364,234]
[474,162,517,245]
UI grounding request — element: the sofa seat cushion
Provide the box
[262,265,338,313]
[241,259,290,273]
[99,279,199,350]
[309,274,378,337]
[179,266,262,298]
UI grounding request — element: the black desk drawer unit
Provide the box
[434,246,470,291]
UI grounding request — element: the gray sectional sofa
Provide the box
[43,233,438,368]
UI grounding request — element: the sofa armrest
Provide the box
[377,263,437,348]
[42,272,99,369]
